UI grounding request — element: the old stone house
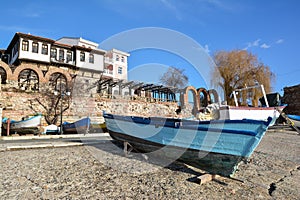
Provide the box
[0,32,130,95]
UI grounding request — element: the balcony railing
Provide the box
[50,57,74,65]
[104,69,113,75]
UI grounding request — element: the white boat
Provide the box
[2,115,42,133]
[216,84,284,126]
[43,124,59,134]
[218,105,284,126]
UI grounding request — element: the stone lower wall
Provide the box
[282,84,300,115]
[0,107,2,136]
[96,97,178,118]
[0,91,181,127]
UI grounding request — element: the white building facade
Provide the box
[2,32,130,95]
[5,33,129,81]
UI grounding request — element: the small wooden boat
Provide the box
[43,124,59,134]
[62,117,91,134]
[103,113,272,177]
[218,105,285,126]
[2,114,42,134]
[219,85,285,126]
[286,114,300,128]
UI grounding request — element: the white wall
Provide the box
[18,38,50,63]
[111,51,128,81]
[75,50,104,72]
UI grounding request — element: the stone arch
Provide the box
[0,60,13,81]
[180,86,199,113]
[44,68,72,84]
[208,89,219,104]
[12,64,46,83]
[47,72,69,92]
[18,69,40,91]
[197,87,211,108]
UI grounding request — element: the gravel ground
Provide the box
[0,129,299,200]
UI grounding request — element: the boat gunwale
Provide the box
[3,114,42,125]
[103,114,271,136]
[219,105,286,111]
[287,114,300,121]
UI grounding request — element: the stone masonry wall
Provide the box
[0,91,181,128]
[282,84,300,115]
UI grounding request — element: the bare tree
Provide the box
[212,50,275,106]
[32,92,71,125]
[159,66,188,89]
[29,75,72,125]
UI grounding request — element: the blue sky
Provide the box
[0,0,299,95]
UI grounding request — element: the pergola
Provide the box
[97,77,180,102]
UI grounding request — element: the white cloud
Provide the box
[244,39,261,50]
[260,43,271,49]
[160,0,176,11]
[276,39,284,44]
[252,39,260,46]
[244,39,273,50]
[160,0,183,20]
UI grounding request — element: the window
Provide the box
[80,51,85,61]
[121,56,125,62]
[66,51,72,62]
[116,55,119,61]
[59,49,64,62]
[42,44,48,55]
[50,48,57,59]
[22,40,29,51]
[89,53,94,63]
[118,66,122,74]
[32,42,38,53]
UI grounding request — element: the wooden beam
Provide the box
[197,174,220,185]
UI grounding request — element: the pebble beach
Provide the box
[0,129,299,200]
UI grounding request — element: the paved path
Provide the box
[0,133,111,151]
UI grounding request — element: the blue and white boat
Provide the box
[103,113,272,177]
[62,117,91,134]
[287,114,300,129]
[2,114,42,134]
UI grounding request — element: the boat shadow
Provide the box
[77,138,206,178]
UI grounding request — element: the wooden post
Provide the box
[123,141,133,157]
[6,118,10,136]
[261,84,269,107]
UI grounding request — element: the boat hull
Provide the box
[287,115,300,128]
[104,114,271,176]
[109,130,244,176]
[2,115,42,132]
[62,117,91,134]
